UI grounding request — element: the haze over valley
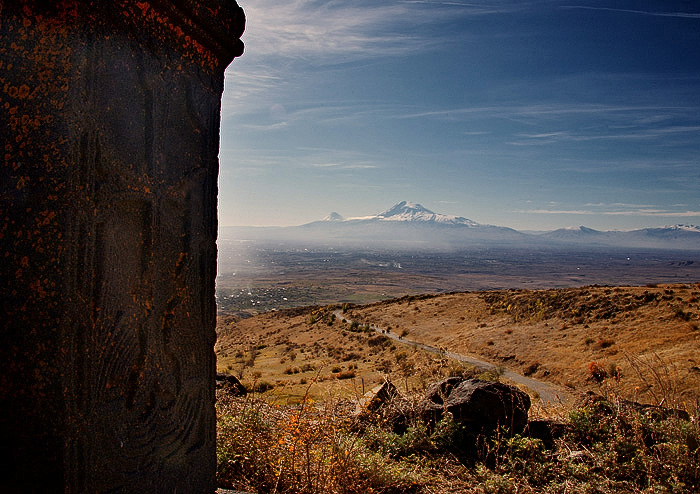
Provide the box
[216,202,700,314]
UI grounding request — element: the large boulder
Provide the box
[424,378,531,436]
[216,373,247,397]
[357,380,401,413]
[354,380,413,433]
[525,419,568,450]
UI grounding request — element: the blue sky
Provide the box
[218,0,700,231]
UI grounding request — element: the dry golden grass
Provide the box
[216,283,700,409]
[215,286,700,493]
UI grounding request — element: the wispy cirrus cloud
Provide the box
[232,0,457,63]
[309,162,377,170]
[235,0,529,60]
[394,102,700,149]
[516,207,700,217]
[397,103,700,121]
[510,125,700,145]
[562,5,700,20]
[224,0,529,116]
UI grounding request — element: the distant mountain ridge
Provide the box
[222,201,700,251]
[319,201,479,225]
[538,223,700,248]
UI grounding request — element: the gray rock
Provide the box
[525,418,568,449]
[357,380,401,414]
[216,373,247,396]
[424,378,531,435]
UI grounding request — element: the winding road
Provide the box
[334,310,574,406]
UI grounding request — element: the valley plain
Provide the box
[216,242,700,315]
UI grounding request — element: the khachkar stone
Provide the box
[0,1,244,492]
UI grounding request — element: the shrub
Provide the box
[675,307,692,321]
[336,370,356,380]
[523,361,539,376]
[587,361,607,382]
[216,393,424,494]
[595,338,615,349]
[367,335,390,347]
[217,360,700,494]
[250,381,274,393]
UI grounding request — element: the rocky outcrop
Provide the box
[357,380,402,415]
[0,2,244,492]
[424,378,531,436]
[525,419,568,450]
[353,380,414,433]
[216,373,247,397]
[355,377,531,444]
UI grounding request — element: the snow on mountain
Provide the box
[650,224,700,233]
[630,224,700,241]
[537,224,700,249]
[321,212,344,222]
[374,201,479,225]
[289,204,700,250]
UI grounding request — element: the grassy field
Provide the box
[215,283,700,493]
[216,283,700,405]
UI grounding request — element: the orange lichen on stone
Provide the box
[2,1,244,491]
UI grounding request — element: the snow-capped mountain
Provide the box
[318,201,479,225]
[622,224,700,247]
[539,224,700,249]
[321,201,482,227]
[321,212,345,222]
[373,201,479,225]
[222,202,700,252]
[638,224,700,236]
[296,201,524,249]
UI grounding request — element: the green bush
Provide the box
[216,393,424,494]
[217,381,700,493]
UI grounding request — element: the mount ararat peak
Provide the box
[375,201,479,225]
[321,201,481,226]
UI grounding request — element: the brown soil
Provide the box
[216,283,700,410]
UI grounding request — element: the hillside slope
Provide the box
[216,283,700,408]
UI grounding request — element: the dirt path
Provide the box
[334,310,574,406]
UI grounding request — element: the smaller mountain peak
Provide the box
[661,224,700,232]
[322,212,344,222]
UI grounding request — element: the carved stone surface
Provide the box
[0,1,244,492]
